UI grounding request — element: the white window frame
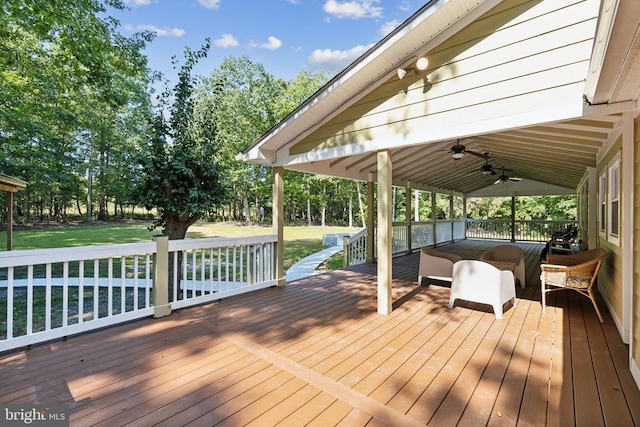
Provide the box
[598,170,606,236]
[608,153,620,245]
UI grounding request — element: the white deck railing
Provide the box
[0,234,277,353]
[343,219,577,266]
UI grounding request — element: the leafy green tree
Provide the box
[196,56,284,224]
[1,0,153,222]
[136,40,224,240]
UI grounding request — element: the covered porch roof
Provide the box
[239,0,640,197]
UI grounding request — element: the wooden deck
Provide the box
[1,240,639,426]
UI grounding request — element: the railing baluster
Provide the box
[121,256,126,314]
[145,254,151,308]
[79,260,84,324]
[45,263,52,331]
[108,258,113,317]
[93,259,99,320]
[225,247,229,291]
[27,265,33,335]
[208,248,213,294]
[7,267,14,339]
[133,256,139,311]
[63,262,69,327]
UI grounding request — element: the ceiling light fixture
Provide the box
[397,56,429,80]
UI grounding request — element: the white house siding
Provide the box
[598,137,624,323]
[290,0,599,158]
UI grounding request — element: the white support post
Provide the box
[153,234,171,318]
[406,182,412,253]
[449,192,454,243]
[621,112,633,345]
[431,189,437,246]
[377,150,393,315]
[366,180,375,263]
[273,167,285,287]
[462,195,467,239]
[511,193,516,242]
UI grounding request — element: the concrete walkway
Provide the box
[285,243,343,282]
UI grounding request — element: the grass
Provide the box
[1,221,361,339]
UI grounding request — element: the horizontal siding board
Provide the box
[291,1,597,156]
[294,82,586,158]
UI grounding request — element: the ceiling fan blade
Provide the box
[466,150,490,160]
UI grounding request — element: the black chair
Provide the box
[548,225,578,255]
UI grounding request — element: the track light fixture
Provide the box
[397,56,429,79]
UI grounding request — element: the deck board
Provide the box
[1,240,639,426]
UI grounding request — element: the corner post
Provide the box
[153,234,171,318]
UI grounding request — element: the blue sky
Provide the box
[113,0,419,83]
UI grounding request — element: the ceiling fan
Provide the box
[449,141,489,160]
[479,156,495,175]
[493,166,522,184]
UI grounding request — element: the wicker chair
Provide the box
[540,248,607,322]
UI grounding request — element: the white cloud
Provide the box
[124,0,152,6]
[380,20,400,37]
[308,44,373,70]
[198,0,221,9]
[398,1,411,12]
[213,34,239,48]
[136,24,185,37]
[260,36,282,51]
[323,0,383,19]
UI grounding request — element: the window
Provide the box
[599,171,606,235]
[608,155,620,243]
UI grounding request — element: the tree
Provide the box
[1,0,153,222]
[196,56,284,224]
[136,40,224,240]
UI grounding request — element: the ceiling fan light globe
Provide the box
[451,152,464,160]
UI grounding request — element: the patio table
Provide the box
[481,260,517,275]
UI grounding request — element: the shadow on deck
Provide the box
[1,239,639,426]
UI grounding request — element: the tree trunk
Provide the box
[86,165,93,222]
[357,183,365,228]
[163,212,200,302]
[243,193,251,225]
[349,194,353,228]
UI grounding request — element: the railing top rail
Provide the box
[0,241,157,268]
[167,234,278,251]
[346,228,366,244]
